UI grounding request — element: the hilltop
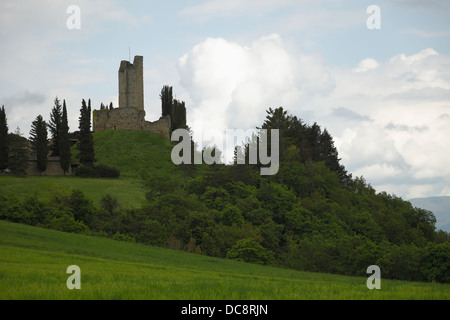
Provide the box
[409,196,450,232]
[86,129,183,179]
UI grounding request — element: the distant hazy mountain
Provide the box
[408,196,450,233]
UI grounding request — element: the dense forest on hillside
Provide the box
[1,107,449,283]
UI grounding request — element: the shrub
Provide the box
[75,165,99,178]
[96,164,120,178]
[112,232,136,243]
[420,242,450,283]
[66,189,97,227]
[48,214,90,234]
[226,238,274,265]
[0,193,36,225]
[75,164,120,178]
[100,194,122,215]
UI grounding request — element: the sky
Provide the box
[1,0,450,200]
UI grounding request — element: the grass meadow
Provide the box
[0,175,146,209]
[1,220,449,300]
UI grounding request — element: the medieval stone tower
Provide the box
[93,56,171,139]
[119,56,144,110]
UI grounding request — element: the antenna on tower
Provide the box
[129,47,131,62]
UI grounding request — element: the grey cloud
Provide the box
[179,0,294,19]
[331,107,371,122]
[387,0,450,10]
[377,168,442,186]
[2,91,46,109]
[383,87,450,102]
[385,122,429,133]
[348,157,449,189]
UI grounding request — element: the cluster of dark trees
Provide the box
[99,102,114,111]
[259,107,350,184]
[74,99,120,178]
[0,106,29,175]
[0,99,73,175]
[77,99,95,167]
[0,98,119,177]
[0,100,72,175]
[0,106,11,172]
[160,85,187,131]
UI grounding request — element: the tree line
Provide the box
[0,98,102,176]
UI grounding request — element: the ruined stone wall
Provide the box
[93,107,171,139]
[143,115,171,139]
[94,107,146,131]
[119,56,144,110]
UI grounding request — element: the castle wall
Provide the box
[93,107,171,139]
[143,115,171,139]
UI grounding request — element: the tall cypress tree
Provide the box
[171,99,179,131]
[180,101,187,129]
[30,115,48,174]
[0,105,8,172]
[77,99,95,166]
[160,85,173,117]
[49,97,62,156]
[59,100,71,174]
[160,85,187,130]
[8,129,29,176]
[171,99,187,131]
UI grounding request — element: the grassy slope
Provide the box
[1,220,449,300]
[0,130,181,208]
[0,176,146,209]
[93,129,182,179]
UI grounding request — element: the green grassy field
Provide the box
[0,176,146,209]
[1,220,449,300]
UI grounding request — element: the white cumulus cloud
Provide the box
[177,33,334,161]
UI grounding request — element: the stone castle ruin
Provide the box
[93,56,171,139]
